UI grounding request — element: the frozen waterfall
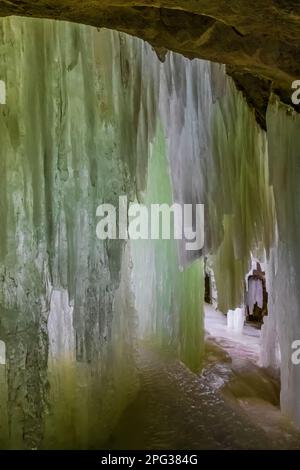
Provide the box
[0,15,299,449]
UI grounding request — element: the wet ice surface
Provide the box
[204,304,300,448]
[106,306,300,450]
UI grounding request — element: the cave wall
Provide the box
[262,99,300,424]
[0,18,145,448]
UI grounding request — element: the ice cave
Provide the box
[1,1,300,452]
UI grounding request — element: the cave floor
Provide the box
[105,307,300,450]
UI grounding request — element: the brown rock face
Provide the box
[1,1,299,125]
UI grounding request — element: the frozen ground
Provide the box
[204,303,300,446]
[106,308,300,449]
[204,303,261,364]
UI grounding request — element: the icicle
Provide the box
[263,97,300,425]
